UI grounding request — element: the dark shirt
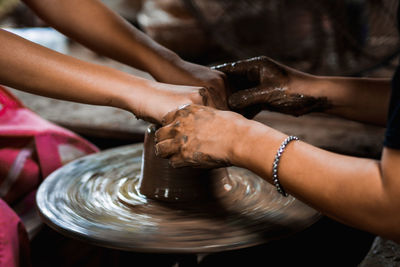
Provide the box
[384,4,400,149]
[385,66,400,149]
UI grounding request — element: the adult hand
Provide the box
[212,56,331,117]
[154,104,245,168]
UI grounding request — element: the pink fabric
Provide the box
[0,86,99,203]
[0,86,100,266]
[0,199,30,267]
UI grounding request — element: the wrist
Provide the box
[226,116,251,166]
[230,119,287,180]
[288,70,319,96]
[119,79,204,123]
[229,118,267,165]
[114,76,157,113]
[142,48,183,82]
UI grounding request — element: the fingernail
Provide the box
[178,103,190,110]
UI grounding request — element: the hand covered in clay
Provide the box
[212,56,330,117]
[154,104,244,168]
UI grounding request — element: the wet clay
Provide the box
[36,143,320,253]
[229,88,331,117]
[213,56,332,117]
[139,124,226,202]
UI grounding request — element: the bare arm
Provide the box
[232,119,399,241]
[22,0,227,108]
[155,105,400,242]
[0,29,205,123]
[215,56,391,126]
[300,75,390,126]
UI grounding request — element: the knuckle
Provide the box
[181,135,188,143]
[176,108,189,118]
[154,130,160,140]
[154,144,161,156]
[170,158,183,168]
[181,148,191,159]
[173,120,181,128]
[178,103,191,111]
[173,136,183,148]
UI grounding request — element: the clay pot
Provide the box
[138,124,225,202]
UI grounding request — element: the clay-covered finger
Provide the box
[198,88,211,106]
[212,58,267,94]
[239,104,263,119]
[155,122,180,142]
[155,139,179,158]
[211,59,250,76]
[228,86,268,109]
[212,56,267,74]
[161,104,186,125]
[169,155,190,168]
[163,104,193,125]
[162,109,178,125]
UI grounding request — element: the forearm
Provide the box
[1,29,136,107]
[294,72,391,126]
[232,120,400,240]
[22,0,185,83]
[220,56,391,124]
[0,29,187,121]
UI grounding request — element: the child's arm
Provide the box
[0,29,207,123]
[22,0,227,109]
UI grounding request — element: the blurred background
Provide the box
[0,0,395,156]
[1,0,399,77]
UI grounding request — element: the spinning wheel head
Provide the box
[36,125,320,253]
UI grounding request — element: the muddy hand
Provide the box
[154,104,243,168]
[175,60,229,110]
[212,56,331,117]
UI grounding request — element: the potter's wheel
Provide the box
[37,144,320,253]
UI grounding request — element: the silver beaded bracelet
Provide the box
[272,135,299,197]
